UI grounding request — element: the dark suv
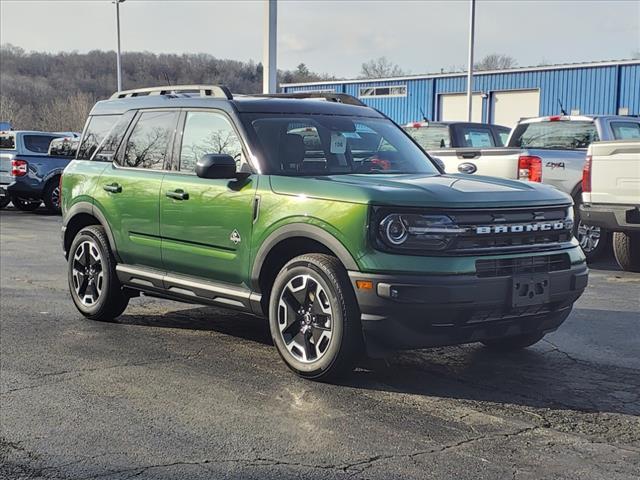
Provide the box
[61,86,588,380]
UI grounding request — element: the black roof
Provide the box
[90,94,384,118]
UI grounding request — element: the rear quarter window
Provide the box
[509,121,598,149]
[77,115,120,160]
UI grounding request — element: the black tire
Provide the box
[11,196,41,212]
[0,196,10,209]
[43,178,61,214]
[482,332,545,352]
[269,253,363,381]
[613,231,640,273]
[68,225,129,321]
[573,193,609,261]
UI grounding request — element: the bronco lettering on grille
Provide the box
[475,221,567,234]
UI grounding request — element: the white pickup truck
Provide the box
[409,115,640,260]
[580,140,640,272]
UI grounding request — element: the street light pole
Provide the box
[263,0,277,94]
[466,0,476,122]
[115,0,125,92]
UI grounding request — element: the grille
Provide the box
[475,253,571,278]
[449,206,572,254]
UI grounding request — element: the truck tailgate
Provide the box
[590,141,640,205]
[0,151,15,187]
[428,147,521,178]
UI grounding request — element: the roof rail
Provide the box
[252,92,367,107]
[110,85,233,100]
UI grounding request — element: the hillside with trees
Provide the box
[0,44,331,132]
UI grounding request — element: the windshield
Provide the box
[509,120,598,150]
[403,125,450,149]
[242,114,439,176]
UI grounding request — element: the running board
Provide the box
[116,264,263,315]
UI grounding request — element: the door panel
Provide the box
[94,164,164,269]
[160,174,257,284]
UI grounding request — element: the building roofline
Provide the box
[280,59,640,88]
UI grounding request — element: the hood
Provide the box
[269,173,571,208]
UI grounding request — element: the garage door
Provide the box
[490,90,540,128]
[439,93,483,123]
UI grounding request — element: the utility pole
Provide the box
[115,0,125,92]
[466,0,476,121]
[263,0,277,94]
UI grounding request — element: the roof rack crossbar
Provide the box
[252,92,367,107]
[110,85,233,100]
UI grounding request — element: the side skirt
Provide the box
[115,264,264,316]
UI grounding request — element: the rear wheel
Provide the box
[68,225,129,321]
[482,332,545,351]
[43,179,61,214]
[269,254,363,381]
[11,196,41,212]
[613,231,640,272]
[574,193,609,261]
[0,197,10,209]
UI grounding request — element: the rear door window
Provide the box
[610,121,640,140]
[120,110,178,170]
[494,127,511,147]
[24,135,60,154]
[77,115,120,160]
[0,133,16,150]
[509,121,598,149]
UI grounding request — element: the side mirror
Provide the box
[196,154,237,179]
[432,156,445,172]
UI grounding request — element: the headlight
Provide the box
[565,206,575,231]
[377,213,466,251]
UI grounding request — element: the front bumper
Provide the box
[580,203,640,232]
[349,261,588,354]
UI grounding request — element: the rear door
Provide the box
[160,109,257,285]
[94,109,179,270]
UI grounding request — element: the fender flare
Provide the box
[63,202,120,261]
[250,223,359,290]
[42,168,64,186]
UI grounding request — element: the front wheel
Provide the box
[11,196,41,211]
[68,225,129,321]
[481,332,545,351]
[269,254,363,381]
[0,196,10,209]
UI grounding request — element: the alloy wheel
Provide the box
[277,274,333,363]
[577,221,601,253]
[72,240,104,306]
[51,186,60,209]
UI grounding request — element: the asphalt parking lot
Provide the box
[1,207,639,480]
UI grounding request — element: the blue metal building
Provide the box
[281,60,640,126]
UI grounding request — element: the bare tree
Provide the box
[40,93,94,132]
[474,54,518,71]
[360,57,406,78]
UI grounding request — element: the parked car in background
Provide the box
[406,115,640,260]
[0,130,79,213]
[581,140,640,272]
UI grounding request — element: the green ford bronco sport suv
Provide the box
[61,86,588,380]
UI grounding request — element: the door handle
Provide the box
[103,183,122,193]
[166,189,189,200]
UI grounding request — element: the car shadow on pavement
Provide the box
[117,303,639,418]
[118,305,274,346]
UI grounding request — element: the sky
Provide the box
[1,0,639,78]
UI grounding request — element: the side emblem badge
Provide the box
[230,230,242,245]
[458,162,478,174]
